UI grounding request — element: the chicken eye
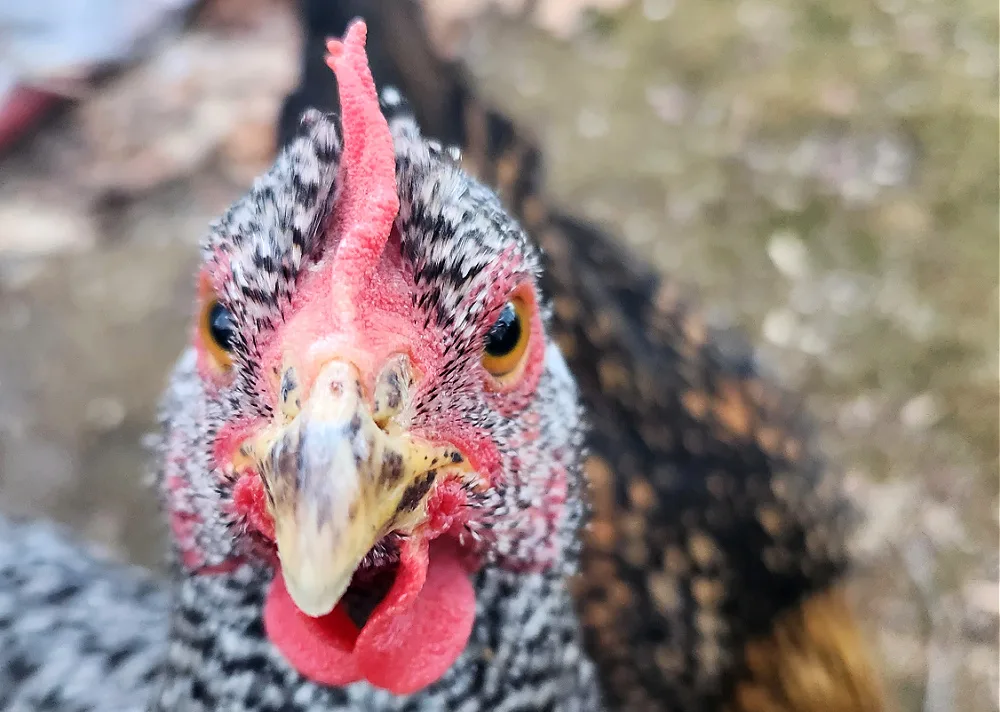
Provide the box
[200,299,236,370]
[482,298,530,379]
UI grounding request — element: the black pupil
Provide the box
[208,302,236,352]
[484,302,521,357]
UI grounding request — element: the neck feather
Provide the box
[150,561,602,711]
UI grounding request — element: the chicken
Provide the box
[279,3,889,712]
[0,11,886,712]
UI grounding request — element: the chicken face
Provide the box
[155,22,584,695]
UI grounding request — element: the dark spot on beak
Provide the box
[280,368,298,405]
[385,371,402,410]
[271,429,303,494]
[260,473,275,506]
[380,451,404,487]
[397,470,437,514]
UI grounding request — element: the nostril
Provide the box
[372,354,413,429]
[280,367,302,420]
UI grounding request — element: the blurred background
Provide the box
[0,1,996,710]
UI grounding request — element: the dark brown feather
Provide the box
[728,587,889,712]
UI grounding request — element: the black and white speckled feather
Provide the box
[203,110,342,418]
[0,517,167,712]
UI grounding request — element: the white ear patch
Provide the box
[544,342,580,419]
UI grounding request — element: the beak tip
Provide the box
[281,566,353,618]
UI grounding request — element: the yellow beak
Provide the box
[247,359,467,617]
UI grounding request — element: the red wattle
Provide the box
[264,575,362,687]
[264,540,476,695]
[356,539,476,695]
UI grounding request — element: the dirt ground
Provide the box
[0,1,996,710]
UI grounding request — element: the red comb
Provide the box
[324,20,399,299]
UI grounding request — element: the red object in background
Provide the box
[0,86,65,154]
[0,0,198,155]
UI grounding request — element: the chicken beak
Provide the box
[249,359,465,618]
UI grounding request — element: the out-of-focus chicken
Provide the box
[279,3,889,711]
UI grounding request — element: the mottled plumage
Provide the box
[0,517,166,711]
